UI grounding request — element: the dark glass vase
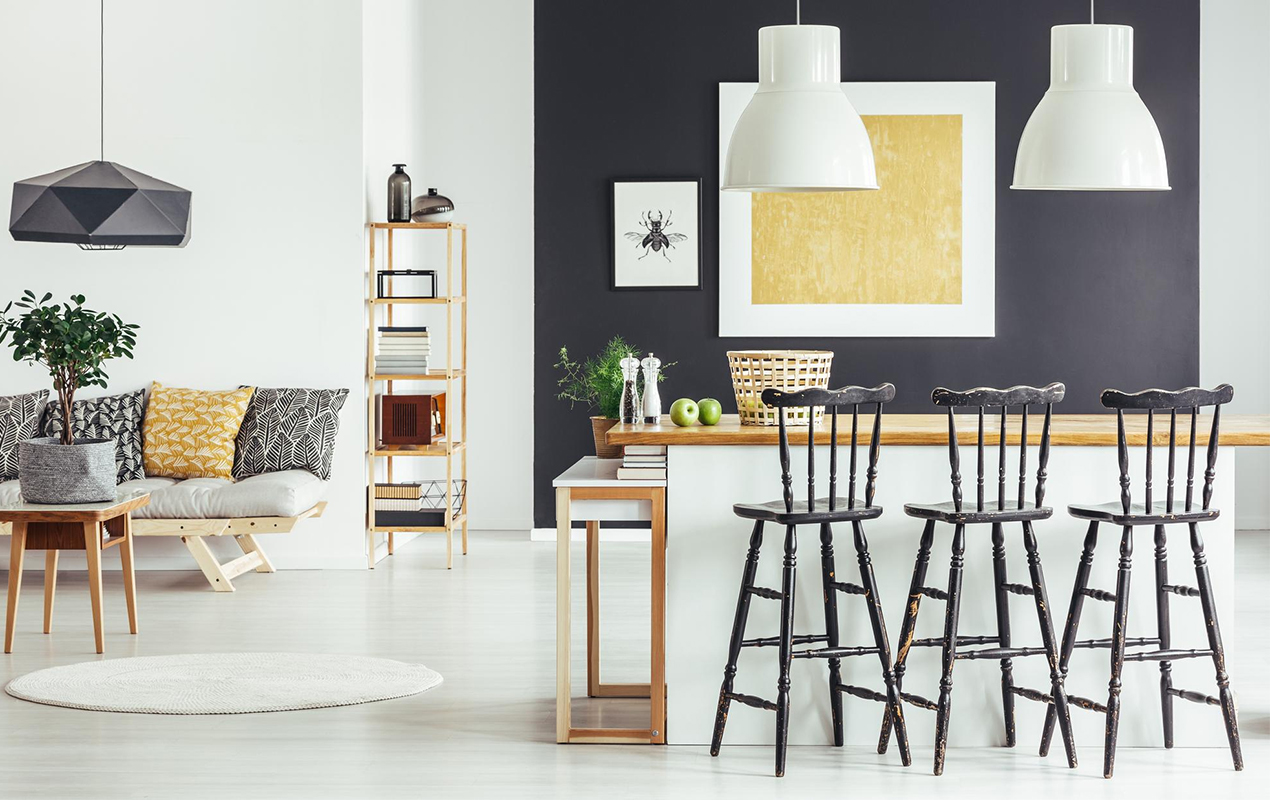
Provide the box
[387,164,412,223]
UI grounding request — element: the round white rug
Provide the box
[4,653,442,714]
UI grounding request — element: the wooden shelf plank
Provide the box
[371,296,465,305]
[369,222,466,230]
[373,442,465,457]
[372,370,464,381]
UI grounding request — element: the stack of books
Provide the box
[373,482,424,526]
[376,326,430,374]
[617,445,667,480]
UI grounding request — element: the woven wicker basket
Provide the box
[727,350,834,426]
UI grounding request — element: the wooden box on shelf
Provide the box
[376,393,446,446]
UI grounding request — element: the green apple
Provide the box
[697,398,722,426]
[669,398,699,427]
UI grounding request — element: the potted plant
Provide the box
[555,335,670,458]
[0,291,139,503]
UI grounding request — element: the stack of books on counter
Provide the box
[376,326,430,374]
[617,445,667,480]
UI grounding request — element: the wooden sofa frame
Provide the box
[2,502,326,593]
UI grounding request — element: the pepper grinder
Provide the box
[619,353,642,424]
[640,353,662,424]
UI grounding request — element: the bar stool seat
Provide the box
[1067,501,1219,526]
[733,498,882,525]
[904,499,1052,524]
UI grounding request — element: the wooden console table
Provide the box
[3,492,149,654]
[554,457,666,744]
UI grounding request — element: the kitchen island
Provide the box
[608,413,1270,749]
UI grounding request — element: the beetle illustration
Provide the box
[625,209,689,261]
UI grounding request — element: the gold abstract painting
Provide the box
[751,114,963,305]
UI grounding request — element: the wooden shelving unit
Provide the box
[366,221,468,569]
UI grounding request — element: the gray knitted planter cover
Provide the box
[18,437,117,504]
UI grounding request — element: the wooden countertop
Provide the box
[607,413,1270,447]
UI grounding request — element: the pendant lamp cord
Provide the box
[99,0,104,162]
[1090,0,1095,24]
[796,0,800,24]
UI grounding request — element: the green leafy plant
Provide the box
[555,335,672,420]
[0,291,139,445]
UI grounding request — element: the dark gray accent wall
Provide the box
[533,0,1200,528]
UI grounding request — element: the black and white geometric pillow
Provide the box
[0,390,49,479]
[233,387,349,480]
[41,387,147,483]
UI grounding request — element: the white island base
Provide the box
[665,445,1236,750]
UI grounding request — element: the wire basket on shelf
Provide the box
[727,350,834,426]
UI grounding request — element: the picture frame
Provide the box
[610,178,703,291]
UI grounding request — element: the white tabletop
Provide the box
[552,456,666,488]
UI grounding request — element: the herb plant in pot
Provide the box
[555,336,670,459]
[0,291,139,503]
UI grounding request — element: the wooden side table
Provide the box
[3,491,150,654]
[554,456,666,744]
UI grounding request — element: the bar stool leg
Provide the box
[1189,522,1243,770]
[774,524,798,778]
[878,519,936,754]
[710,521,765,756]
[933,523,966,776]
[818,522,844,747]
[853,520,911,767]
[1022,521,1076,768]
[1041,521,1098,756]
[1153,524,1174,749]
[990,522,1015,747]
[1103,525,1134,779]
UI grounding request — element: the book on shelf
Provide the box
[617,466,667,480]
[374,498,423,511]
[377,326,429,333]
[376,366,431,375]
[374,482,423,499]
[622,454,667,464]
[622,445,667,456]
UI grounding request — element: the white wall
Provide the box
[0,0,368,569]
[1201,0,1270,530]
[420,0,534,531]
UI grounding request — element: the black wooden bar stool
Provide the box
[877,383,1077,775]
[1038,385,1243,778]
[709,384,910,777]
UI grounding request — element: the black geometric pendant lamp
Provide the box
[8,1,191,250]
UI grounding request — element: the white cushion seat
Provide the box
[0,469,325,519]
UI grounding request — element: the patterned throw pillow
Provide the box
[0,390,49,479]
[41,388,147,482]
[233,387,349,480]
[142,383,255,479]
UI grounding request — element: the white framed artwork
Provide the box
[718,81,996,337]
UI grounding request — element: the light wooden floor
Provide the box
[0,530,1266,799]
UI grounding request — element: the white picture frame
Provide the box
[718,81,996,337]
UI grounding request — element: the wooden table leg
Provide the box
[650,487,667,744]
[82,521,105,654]
[119,514,138,635]
[586,520,600,697]
[556,487,572,743]
[43,550,58,634]
[5,521,27,653]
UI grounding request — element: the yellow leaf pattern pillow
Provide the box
[143,383,256,479]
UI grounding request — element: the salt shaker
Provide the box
[640,353,662,424]
[619,353,642,424]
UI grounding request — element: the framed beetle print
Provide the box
[611,178,702,290]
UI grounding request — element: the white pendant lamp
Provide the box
[722,2,877,192]
[1012,3,1169,191]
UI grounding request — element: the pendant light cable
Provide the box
[99,0,104,162]
[796,0,800,24]
[1090,0,1095,24]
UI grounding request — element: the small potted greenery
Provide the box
[0,291,139,503]
[555,335,669,458]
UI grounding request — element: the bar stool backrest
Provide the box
[1099,384,1234,515]
[930,383,1066,513]
[759,384,896,515]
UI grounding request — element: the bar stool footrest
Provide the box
[829,580,867,595]
[1168,687,1221,706]
[742,633,827,649]
[956,645,1049,660]
[1162,584,1201,597]
[911,634,999,648]
[1071,636,1160,650]
[832,682,888,703]
[725,692,778,712]
[1010,685,1108,713]
[746,585,784,600]
[1080,586,1117,602]
[918,586,948,600]
[1124,648,1213,662]
[794,645,881,660]
[899,691,939,711]
[999,581,1035,596]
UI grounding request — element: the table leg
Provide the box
[556,487,572,743]
[586,520,600,697]
[120,515,138,635]
[5,521,27,653]
[651,487,667,744]
[43,550,58,634]
[83,521,105,654]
